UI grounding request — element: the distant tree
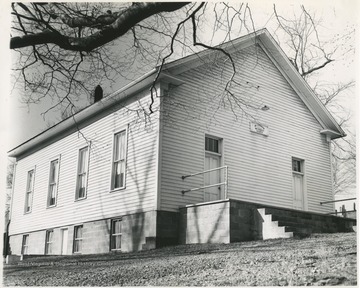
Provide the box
[273,5,356,194]
[5,161,14,221]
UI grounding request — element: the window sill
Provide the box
[46,204,57,209]
[110,186,126,193]
[292,171,304,176]
[75,197,87,202]
[24,211,32,215]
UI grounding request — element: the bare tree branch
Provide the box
[11,2,190,51]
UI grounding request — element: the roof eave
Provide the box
[8,70,185,158]
[257,30,345,138]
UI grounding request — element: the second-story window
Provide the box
[48,158,59,207]
[111,130,127,190]
[24,169,35,213]
[76,146,89,200]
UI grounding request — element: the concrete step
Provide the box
[271,215,338,233]
[284,225,312,235]
[275,217,336,228]
[256,208,294,240]
[264,208,313,219]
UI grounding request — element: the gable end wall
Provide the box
[159,44,333,214]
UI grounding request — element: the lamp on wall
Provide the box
[261,105,270,111]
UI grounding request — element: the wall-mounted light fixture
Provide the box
[261,105,270,111]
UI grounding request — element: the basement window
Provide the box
[45,230,53,255]
[110,219,122,251]
[73,225,83,253]
[21,234,29,255]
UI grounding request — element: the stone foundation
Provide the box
[7,200,356,257]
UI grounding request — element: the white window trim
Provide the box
[45,230,53,255]
[22,234,29,255]
[292,157,304,175]
[47,155,61,208]
[24,166,36,214]
[75,145,90,201]
[110,127,128,192]
[110,218,122,251]
[73,225,83,254]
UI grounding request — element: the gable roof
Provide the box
[162,28,345,139]
[8,28,344,158]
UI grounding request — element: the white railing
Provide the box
[181,166,228,198]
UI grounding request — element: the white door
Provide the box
[204,154,221,202]
[292,158,304,210]
[61,229,68,255]
[293,173,304,210]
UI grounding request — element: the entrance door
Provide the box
[204,136,222,202]
[61,228,68,255]
[204,154,221,201]
[292,158,304,210]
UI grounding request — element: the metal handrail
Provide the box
[327,210,357,215]
[182,166,227,179]
[320,197,356,205]
[181,166,228,197]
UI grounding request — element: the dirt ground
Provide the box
[3,232,357,286]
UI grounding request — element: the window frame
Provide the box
[47,156,61,208]
[110,128,128,191]
[205,135,222,157]
[21,234,29,255]
[110,219,122,251]
[292,158,304,175]
[75,146,90,201]
[24,168,35,214]
[45,230,54,255]
[73,225,83,254]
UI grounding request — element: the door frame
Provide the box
[291,157,308,211]
[204,134,224,201]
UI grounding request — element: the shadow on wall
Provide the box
[126,126,156,251]
[94,121,157,252]
[180,201,230,244]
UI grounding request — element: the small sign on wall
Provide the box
[249,121,269,136]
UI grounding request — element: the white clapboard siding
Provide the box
[160,44,333,213]
[10,91,160,235]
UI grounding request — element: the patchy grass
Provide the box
[3,232,356,286]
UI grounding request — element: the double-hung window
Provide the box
[110,219,122,251]
[76,147,89,200]
[45,230,53,255]
[24,169,35,213]
[21,234,29,255]
[73,225,83,253]
[111,130,127,190]
[47,158,59,207]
